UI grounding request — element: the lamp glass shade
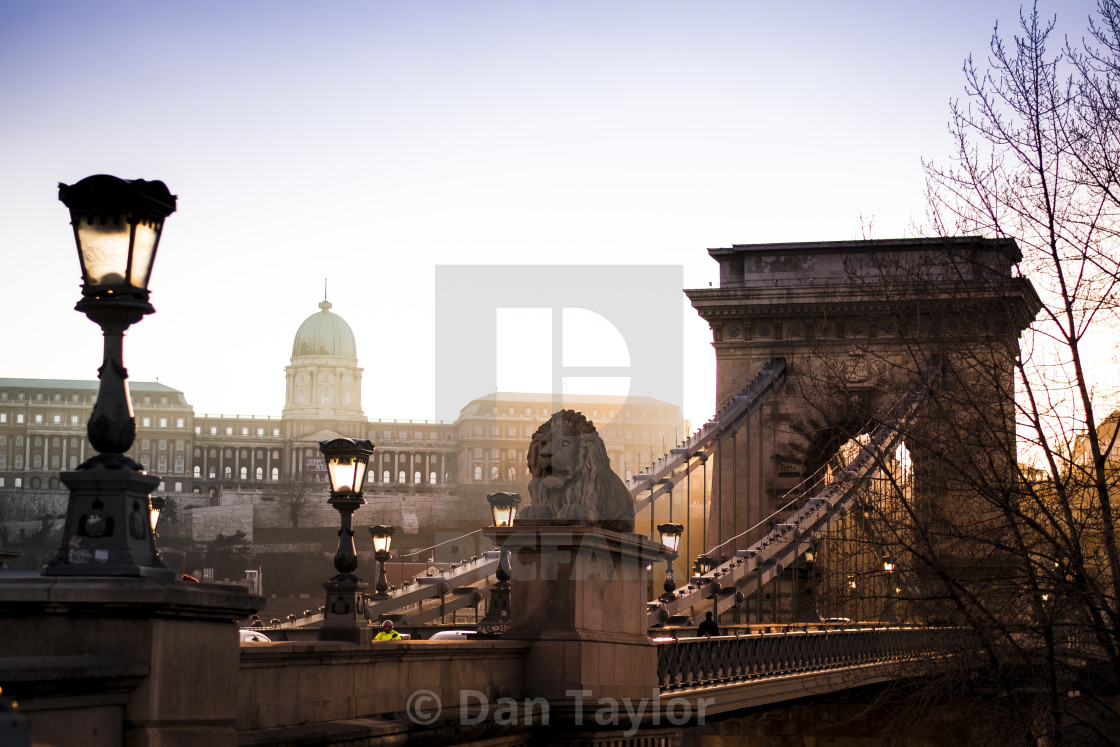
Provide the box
[128,221,161,289]
[657,522,684,553]
[75,214,132,287]
[486,492,521,527]
[149,496,165,532]
[326,456,368,494]
[883,561,894,572]
[369,525,395,553]
[60,175,176,296]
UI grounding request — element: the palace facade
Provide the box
[0,298,685,563]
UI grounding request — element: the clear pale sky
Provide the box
[0,0,1099,428]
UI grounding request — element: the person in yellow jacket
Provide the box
[374,619,402,641]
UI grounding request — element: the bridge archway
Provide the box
[686,238,1040,620]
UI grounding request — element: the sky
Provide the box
[0,0,1102,428]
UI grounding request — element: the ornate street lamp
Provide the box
[368,525,395,600]
[149,496,165,534]
[657,522,683,603]
[489,491,521,528]
[319,438,373,637]
[44,175,176,578]
[478,492,520,635]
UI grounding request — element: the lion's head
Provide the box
[521,409,635,532]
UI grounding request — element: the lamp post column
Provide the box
[318,438,374,643]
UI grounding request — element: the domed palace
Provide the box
[0,295,684,582]
[283,298,364,423]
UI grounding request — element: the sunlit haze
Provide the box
[0,0,1099,428]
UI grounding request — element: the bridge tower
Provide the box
[686,238,1040,621]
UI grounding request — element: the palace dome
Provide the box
[292,299,357,359]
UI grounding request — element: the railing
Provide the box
[628,358,788,510]
[656,625,972,690]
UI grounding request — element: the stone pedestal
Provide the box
[0,575,262,747]
[320,574,372,644]
[486,523,672,709]
[44,466,174,578]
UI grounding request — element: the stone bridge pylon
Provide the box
[685,238,1041,612]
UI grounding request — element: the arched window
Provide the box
[174,456,184,473]
[429,471,437,485]
[31,477,40,489]
[271,467,279,481]
[474,466,482,481]
[240,466,248,480]
[49,477,58,489]
[508,467,515,480]
[32,455,41,469]
[224,466,232,479]
[51,455,59,470]
[255,466,263,480]
[194,465,201,477]
[444,472,451,484]
[383,470,390,483]
[157,456,167,472]
[0,455,6,469]
[176,440,184,451]
[14,455,23,469]
[413,471,421,484]
[398,470,406,483]
[69,456,78,469]
[159,440,167,451]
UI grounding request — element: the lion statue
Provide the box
[518,409,635,533]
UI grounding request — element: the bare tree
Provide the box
[856,3,1120,742]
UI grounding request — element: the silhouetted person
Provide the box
[697,611,720,637]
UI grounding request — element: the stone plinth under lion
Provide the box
[486,410,670,709]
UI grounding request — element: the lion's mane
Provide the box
[520,409,635,533]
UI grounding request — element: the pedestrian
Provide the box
[697,611,720,637]
[374,619,402,641]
